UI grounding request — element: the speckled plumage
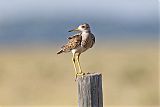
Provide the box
[57,34,82,54]
[57,23,95,80]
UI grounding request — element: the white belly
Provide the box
[71,46,87,54]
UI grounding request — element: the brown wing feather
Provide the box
[67,33,81,39]
[60,34,82,53]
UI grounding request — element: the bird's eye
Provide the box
[81,26,85,28]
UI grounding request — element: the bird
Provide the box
[57,23,95,79]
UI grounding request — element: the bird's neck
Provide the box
[82,30,91,34]
[81,30,91,40]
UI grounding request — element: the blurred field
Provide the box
[0,42,159,106]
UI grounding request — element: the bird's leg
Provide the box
[72,53,78,80]
[77,53,85,76]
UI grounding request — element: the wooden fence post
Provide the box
[77,73,103,107]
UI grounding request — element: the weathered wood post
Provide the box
[77,73,103,107]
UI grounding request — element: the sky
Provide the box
[0,0,158,46]
[0,0,157,21]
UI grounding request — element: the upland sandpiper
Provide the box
[57,23,95,79]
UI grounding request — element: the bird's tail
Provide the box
[57,49,63,54]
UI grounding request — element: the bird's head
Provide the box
[68,23,90,32]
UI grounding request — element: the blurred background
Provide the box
[0,0,159,106]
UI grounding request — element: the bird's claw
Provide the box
[75,72,85,81]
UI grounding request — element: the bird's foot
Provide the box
[75,72,85,81]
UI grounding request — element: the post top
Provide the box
[77,72,102,80]
[85,72,101,76]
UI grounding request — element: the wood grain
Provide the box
[77,73,103,107]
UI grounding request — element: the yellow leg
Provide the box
[72,53,78,79]
[77,53,85,76]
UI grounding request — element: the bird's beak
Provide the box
[68,28,79,32]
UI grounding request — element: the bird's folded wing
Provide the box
[90,33,95,48]
[67,33,81,39]
[62,34,82,52]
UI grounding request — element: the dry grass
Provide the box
[0,43,159,106]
